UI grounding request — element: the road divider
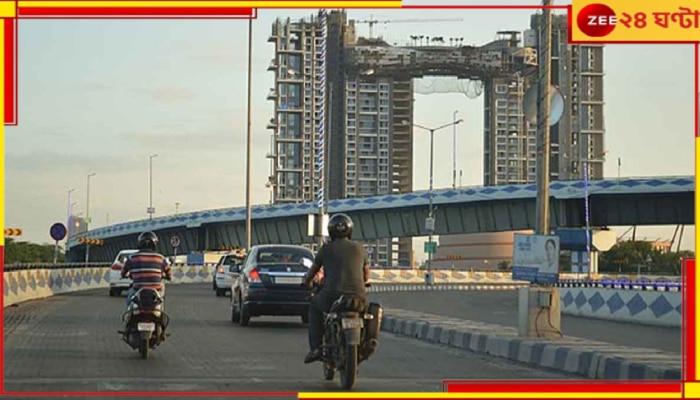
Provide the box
[369,284,681,328]
[381,308,681,380]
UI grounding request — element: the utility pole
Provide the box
[149,154,158,220]
[452,110,458,189]
[535,0,553,236]
[245,17,254,250]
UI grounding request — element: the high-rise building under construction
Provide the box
[437,13,606,269]
[266,10,603,269]
[267,11,413,266]
[482,14,605,186]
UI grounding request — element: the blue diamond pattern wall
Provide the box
[560,287,681,327]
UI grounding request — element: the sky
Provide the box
[4,2,696,257]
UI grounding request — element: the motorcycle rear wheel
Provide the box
[339,344,358,390]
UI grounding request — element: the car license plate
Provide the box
[341,318,363,329]
[137,322,155,332]
[275,277,302,284]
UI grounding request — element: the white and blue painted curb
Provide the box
[380,309,681,380]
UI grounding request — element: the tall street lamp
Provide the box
[452,110,459,189]
[149,154,158,220]
[84,172,96,267]
[245,17,254,250]
[406,118,464,285]
[86,172,96,228]
[67,188,76,228]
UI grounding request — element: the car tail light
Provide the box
[248,268,261,283]
[217,266,224,274]
[111,264,122,271]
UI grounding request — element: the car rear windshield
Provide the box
[256,247,313,264]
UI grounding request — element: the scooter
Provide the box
[118,285,170,359]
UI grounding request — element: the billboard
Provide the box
[511,233,560,284]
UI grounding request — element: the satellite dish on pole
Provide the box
[523,84,565,126]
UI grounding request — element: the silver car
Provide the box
[214,253,244,297]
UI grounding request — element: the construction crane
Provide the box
[353,16,464,39]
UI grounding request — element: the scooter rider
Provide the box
[122,231,172,309]
[302,213,370,364]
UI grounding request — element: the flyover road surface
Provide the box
[370,289,681,353]
[4,284,581,398]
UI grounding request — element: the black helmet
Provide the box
[328,213,353,240]
[137,231,159,250]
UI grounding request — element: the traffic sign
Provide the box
[5,228,22,237]
[170,236,181,248]
[77,237,104,246]
[50,223,67,241]
[424,241,437,254]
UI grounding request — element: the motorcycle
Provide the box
[311,282,383,390]
[118,283,171,359]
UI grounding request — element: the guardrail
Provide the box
[3,263,110,271]
[3,264,216,307]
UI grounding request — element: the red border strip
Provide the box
[685,259,696,381]
[4,18,15,126]
[443,381,683,393]
[18,6,255,17]
[696,44,699,138]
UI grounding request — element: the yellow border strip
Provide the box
[298,393,681,399]
[18,1,402,8]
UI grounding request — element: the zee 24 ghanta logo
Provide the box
[577,3,700,38]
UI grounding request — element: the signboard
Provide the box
[50,223,67,241]
[424,241,437,254]
[511,233,560,284]
[170,235,181,248]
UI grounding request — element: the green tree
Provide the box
[599,240,693,275]
[497,260,511,271]
[4,238,66,264]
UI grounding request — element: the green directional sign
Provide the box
[424,241,437,254]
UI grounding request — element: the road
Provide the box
[370,289,681,353]
[3,284,581,396]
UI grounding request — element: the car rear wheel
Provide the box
[215,288,225,297]
[231,295,241,323]
[239,297,251,327]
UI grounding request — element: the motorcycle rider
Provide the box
[302,213,370,364]
[122,231,172,309]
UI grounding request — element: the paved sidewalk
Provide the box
[381,308,681,380]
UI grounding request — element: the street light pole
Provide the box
[149,154,158,220]
[67,188,76,228]
[85,172,96,267]
[86,172,96,228]
[245,17,254,250]
[535,0,553,236]
[411,119,463,285]
[452,110,458,189]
